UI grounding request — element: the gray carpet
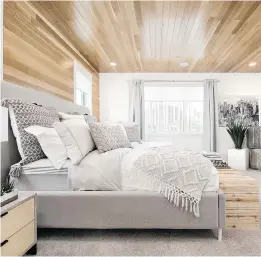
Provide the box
[36,170,261,256]
[36,228,261,256]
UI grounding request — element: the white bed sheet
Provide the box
[22,158,70,174]
[14,172,70,191]
[14,158,71,191]
[68,147,132,191]
[18,142,219,192]
[68,142,174,191]
[69,142,219,192]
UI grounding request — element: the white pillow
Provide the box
[53,119,95,164]
[58,112,85,121]
[24,126,67,169]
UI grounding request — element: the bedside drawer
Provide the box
[1,221,35,256]
[1,198,35,241]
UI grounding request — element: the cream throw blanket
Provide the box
[129,147,213,217]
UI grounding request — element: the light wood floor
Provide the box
[244,169,261,219]
[244,169,261,185]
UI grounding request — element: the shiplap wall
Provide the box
[3,1,99,119]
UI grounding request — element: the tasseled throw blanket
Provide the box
[129,147,213,217]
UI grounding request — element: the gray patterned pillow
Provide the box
[88,122,132,153]
[84,115,97,123]
[1,98,59,177]
[124,125,142,143]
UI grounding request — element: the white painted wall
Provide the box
[0,0,3,83]
[100,73,261,160]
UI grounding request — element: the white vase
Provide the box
[228,148,249,170]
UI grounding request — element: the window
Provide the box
[144,83,203,140]
[74,62,92,112]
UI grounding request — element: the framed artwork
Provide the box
[218,96,259,127]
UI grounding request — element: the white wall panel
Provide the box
[100,73,261,160]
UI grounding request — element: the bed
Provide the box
[1,81,225,240]
[14,149,219,193]
[14,159,70,191]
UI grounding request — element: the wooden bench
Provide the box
[218,169,260,229]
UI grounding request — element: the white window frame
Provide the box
[74,61,92,113]
[144,83,204,137]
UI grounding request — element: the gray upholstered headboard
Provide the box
[1,81,91,180]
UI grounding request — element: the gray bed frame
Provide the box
[1,81,225,241]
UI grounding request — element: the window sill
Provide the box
[146,133,203,136]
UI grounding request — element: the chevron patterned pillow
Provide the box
[1,98,59,177]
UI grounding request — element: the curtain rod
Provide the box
[143,80,220,83]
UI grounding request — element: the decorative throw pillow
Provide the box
[202,152,229,169]
[88,122,132,153]
[53,119,95,165]
[58,112,85,121]
[25,126,67,169]
[58,112,97,123]
[84,115,97,123]
[124,124,142,143]
[1,98,59,177]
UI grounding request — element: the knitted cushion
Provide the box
[124,124,142,143]
[89,122,132,153]
[1,99,59,177]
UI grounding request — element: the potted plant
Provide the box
[227,121,249,170]
[0,176,18,207]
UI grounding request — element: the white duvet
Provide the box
[68,142,219,192]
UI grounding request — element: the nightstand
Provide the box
[0,192,37,256]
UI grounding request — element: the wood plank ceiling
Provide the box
[3,1,100,118]
[23,1,261,72]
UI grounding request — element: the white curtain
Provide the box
[128,80,145,140]
[203,79,219,152]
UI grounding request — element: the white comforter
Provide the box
[68,142,219,192]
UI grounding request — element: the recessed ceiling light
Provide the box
[180,62,189,67]
[110,62,117,66]
[249,62,256,67]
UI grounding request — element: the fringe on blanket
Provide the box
[161,186,200,217]
[141,176,200,217]
[9,163,22,178]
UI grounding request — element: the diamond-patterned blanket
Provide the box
[130,147,213,217]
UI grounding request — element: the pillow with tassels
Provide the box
[1,98,59,177]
